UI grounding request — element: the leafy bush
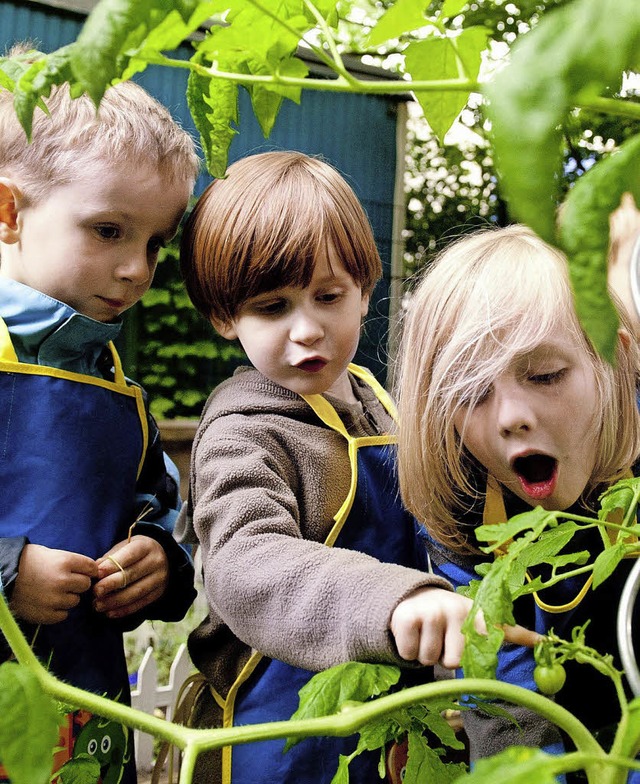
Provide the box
[126,239,246,421]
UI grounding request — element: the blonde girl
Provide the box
[395,224,640,773]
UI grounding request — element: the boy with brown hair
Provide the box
[178,150,536,783]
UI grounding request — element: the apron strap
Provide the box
[0,317,19,362]
[347,363,398,420]
[108,341,127,387]
[300,363,396,439]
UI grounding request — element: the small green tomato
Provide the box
[533,662,566,695]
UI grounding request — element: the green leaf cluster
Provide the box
[287,661,466,781]
[128,238,245,420]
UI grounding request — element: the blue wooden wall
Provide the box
[0,0,403,382]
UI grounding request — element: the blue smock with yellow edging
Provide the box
[0,315,147,782]
[215,365,431,784]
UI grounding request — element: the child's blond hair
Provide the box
[0,45,200,204]
[180,150,382,323]
[395,224,640,553]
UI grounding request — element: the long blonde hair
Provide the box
[395,225,640,553]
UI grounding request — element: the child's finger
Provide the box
[502,623,541,648]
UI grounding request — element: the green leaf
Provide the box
[516,525,579,571]
[464,745,562,783]
[441,0,468,19]
[406,26,487,142]
[599,477,640,522]
[191,0,309,146]
[404,731,466,782]
[329,754,350,784]
[0,662,60,784]
[71,0,205,103]
[559,132,640,361]
[12,46,76,141]
[285,662,400,750]
[485,0,640,244]
[366,0,433,47]
[412,704,465,750]
[592,543,625,589]
[187,64,238,178]
[476,507,558,550]
[461,558,515,679]
[122,1,221,79]
[56,754,102,784]
[357,714,401,751]
[0,46,42,91]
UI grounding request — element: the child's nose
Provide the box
[496,389,536,436]
[116,251,151,285]
[289,311,324,345]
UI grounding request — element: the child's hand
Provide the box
[11,544,99,624]
[93,535,169,619]
[390,586,540,670]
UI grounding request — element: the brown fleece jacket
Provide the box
[181,366,452,700]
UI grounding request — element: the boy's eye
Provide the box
[253,300,287,316]
[317,291,342,304]
[95,224,121,240]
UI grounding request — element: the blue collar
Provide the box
[0,279,123,376]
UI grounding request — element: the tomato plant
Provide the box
[1,479,640,784]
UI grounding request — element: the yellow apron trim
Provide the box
[301,364,397,544]
[0,324,148,478]
[485,474,635,614]
[0,317,18,362]
[346,363,398,421]
[220,365,396,783]
[221,650,265,784]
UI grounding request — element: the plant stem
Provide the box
[0,594,196,748]
[141,51,475,93]
[0,594,611,782]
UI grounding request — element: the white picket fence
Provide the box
[130,643,194,772]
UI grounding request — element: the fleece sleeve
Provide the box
[191,419,453,672]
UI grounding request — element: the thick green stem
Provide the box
[0,594,196,749]
[0,593,612,782]
[143,51,475,93]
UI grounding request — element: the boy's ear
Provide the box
[210,317,238,341]
[360,292,370,319]
[0,178,22,244]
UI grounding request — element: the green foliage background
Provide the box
[121,238,246,421]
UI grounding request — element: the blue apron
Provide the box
[217,365,430,784]
[0,316,148,783]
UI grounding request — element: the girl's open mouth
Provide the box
[512,454,558,500]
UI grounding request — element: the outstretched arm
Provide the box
[391,586,540,669]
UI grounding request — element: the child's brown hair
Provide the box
[180,151,382,324]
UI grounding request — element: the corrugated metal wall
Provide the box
[0,0,403,381]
